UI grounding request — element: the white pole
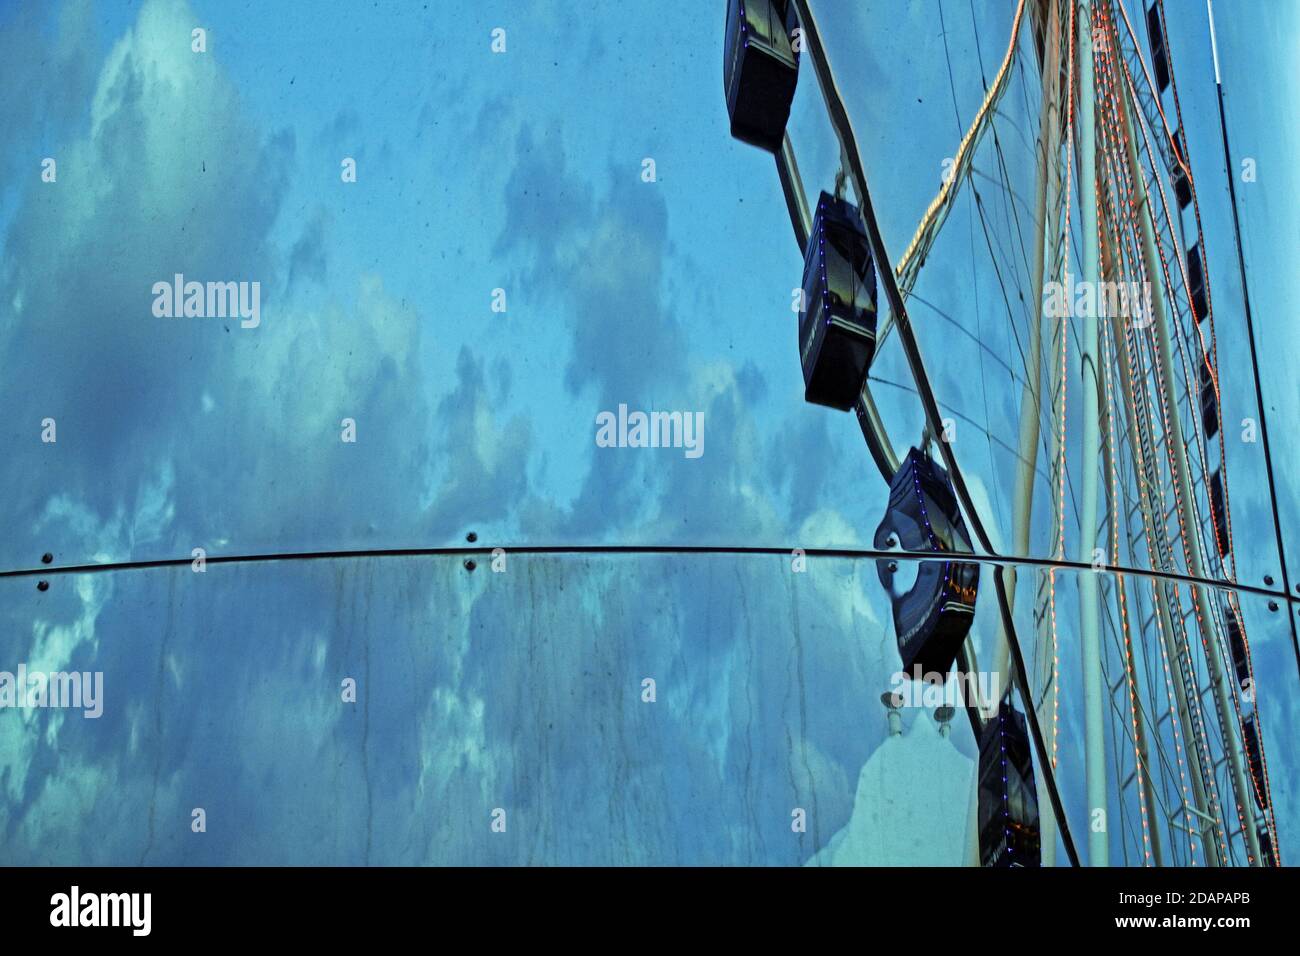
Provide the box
[1000,0,1063,867]
[1076,0,1109,867]
[1206,0,1222,86]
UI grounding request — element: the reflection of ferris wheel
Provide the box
[723,0,1288,866]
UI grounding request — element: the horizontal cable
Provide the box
[3,543,1296,604]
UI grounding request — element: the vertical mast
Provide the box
[1004,0,1063,867]
[1076,0,1109,867]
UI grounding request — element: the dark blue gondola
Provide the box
[1170,131,1193,209]
[1146,3,1170,93]
[873,447,979,676]
[799,191,878,411]
[977,700,1041,867]
[1186,243,1208,322]
[1225,605,1249,689]
[1209,467,1231,556]
[1199,351,1219,439]
[1243,713,1268,813]
[1258,826,1279,867]
[723,0,799,153]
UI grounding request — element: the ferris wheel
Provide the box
[722,0,1288,867]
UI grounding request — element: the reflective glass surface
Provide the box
[1,0,1296,868]
[1,556,1294,865]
